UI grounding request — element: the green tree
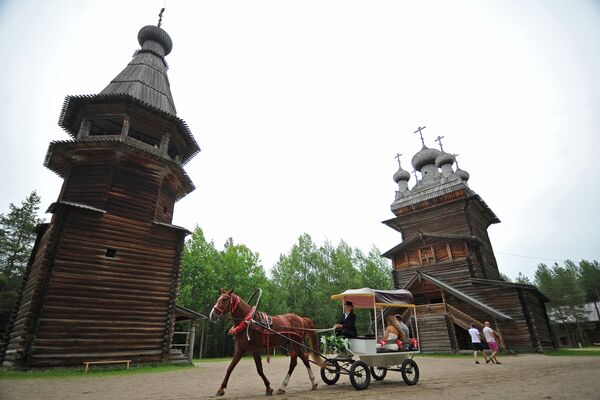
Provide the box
[499,272,512,282]
[0,191,44,336]
[270,233,320,318]
[178,227,271,358]
[535,261,587,345]
[514,272,532,285]
[578,259,600,320]
[271,235,395,336]
[356,246,393,290]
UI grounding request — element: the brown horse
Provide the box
[209,289,324,396]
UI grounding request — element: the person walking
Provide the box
[468,323,491,364]
[483,321,502,364]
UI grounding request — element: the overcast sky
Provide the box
[1,0,598,280]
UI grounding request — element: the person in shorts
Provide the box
[483,321,501,364]
[468,323,490,364]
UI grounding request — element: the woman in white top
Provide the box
[377,316,405,351]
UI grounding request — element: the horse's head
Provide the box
[209,288,239,321]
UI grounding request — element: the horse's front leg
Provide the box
[216,346,246,397]
[298,350,318,390]
[276,351,298,395]
[253,351,273,396]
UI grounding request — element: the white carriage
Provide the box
[320,288,420,390]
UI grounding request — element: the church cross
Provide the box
[394,153,403,167]
[453,154,460,168]
[414,126,426,146]
[158,7,165,28]
[412,170,419,181]
[435,135,445,152]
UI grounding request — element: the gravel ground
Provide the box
[1,354,599,400]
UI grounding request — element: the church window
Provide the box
[419,246,435,265]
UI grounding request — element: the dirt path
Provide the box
[2,354,599,400]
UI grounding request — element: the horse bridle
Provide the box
[212,292,240,317]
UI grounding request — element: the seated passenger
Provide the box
[376,315,404,351]
[394,314,410,341]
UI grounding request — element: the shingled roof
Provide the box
[100,25,177,116]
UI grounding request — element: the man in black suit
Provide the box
[335,301,357,338]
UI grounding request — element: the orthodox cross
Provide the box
[412,169,419,181]
[414,126,426,146]
[394,153,403,167]
[435,135,445,152]
[158,7,165,28]
[453,154,460,168]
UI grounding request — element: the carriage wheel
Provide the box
[401,359,419,385]
[320,360,340,385]
[370,366,387,380]
[349,360,371,390]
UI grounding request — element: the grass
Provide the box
[3,348,598,379]
[0,362,193,380]
[545,347,600,357]
[193,354,286,363]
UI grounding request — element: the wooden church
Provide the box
[384,131,556,353]
[1,21,202,367]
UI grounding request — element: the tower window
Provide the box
[89,117,122,136]
[419,246,435,265]
[105,248,117,258]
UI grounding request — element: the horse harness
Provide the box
[224,294,306,358]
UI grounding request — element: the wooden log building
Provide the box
[0,23,204,368]
[385,137,556,352]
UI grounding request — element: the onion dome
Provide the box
[411,146,441,171]
[435,152,455,168]
[138,25,173,56]
[393,166,411,183]
[456,167,470,181]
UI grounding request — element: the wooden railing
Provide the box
[446,304,483,330]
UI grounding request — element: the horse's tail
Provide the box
[303,318,324,368]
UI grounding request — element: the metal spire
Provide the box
[414,126,426,147]
[435,135,445,152]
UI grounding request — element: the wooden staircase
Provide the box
[412,314,453,352]
[402,303,488,353]
[168,348,191,364]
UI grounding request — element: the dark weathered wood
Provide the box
[1,24,198,368]
[383,173,555,352]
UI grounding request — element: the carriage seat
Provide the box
[376,338,419,352]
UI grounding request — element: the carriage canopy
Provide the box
[330,288,415,309]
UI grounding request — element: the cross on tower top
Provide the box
[157,7,165,27]
[453,154,460,167]
[412,169,419,181]
[394,153,403,167]
[414,126,426,146]
[435,135,445,152]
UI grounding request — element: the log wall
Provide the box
[2,206,186,367]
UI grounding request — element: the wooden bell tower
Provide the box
[1,23,200,367]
